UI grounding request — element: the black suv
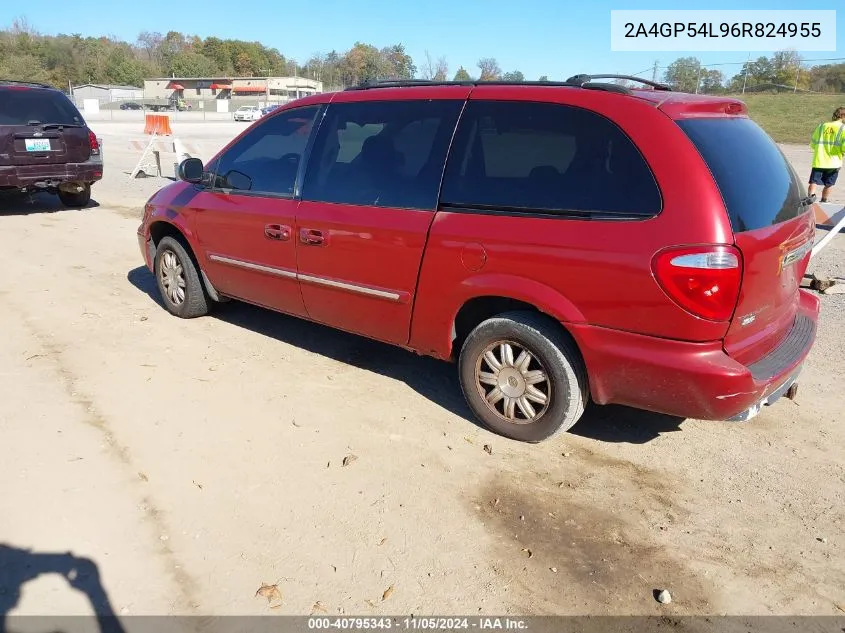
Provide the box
[0,80,103,207]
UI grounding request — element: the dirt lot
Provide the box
[1,120,844,619]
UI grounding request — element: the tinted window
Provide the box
[301,99,464,209]
[212,106,319,196]
[678,118,805,233]
[440,100,661,217]
[0,88,83,126]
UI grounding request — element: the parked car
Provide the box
[0,79,102,207]
[261,104,281,116]
[233,105,262,122]
[137,75,820,442]
[120,102,143,110]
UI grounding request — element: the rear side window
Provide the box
[301,99,464,210]
[440,100,661,217]
[0,88,83,126]
[677,118,805,233]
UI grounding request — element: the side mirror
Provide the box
[221,170,252,191]
[178,157,204,184]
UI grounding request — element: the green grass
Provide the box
[725,93,845,144]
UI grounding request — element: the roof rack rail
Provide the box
[565,74,671,91]
[0,79,54,89]
[344,78,644,95]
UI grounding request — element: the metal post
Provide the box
[794,63,801,92]
[652,60,659,83]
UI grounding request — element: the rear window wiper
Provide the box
[27,121,82,129]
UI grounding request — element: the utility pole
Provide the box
[741,52,751,94]
[695,61,702,94]
[794,61,801,92]
[652,60,659,83]
[259,67,271,105]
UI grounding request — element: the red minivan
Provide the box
[137,75,820,442]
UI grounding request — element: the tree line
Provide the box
[0,17,842,94]
[663,51,845,94]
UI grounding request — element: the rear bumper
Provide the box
[570,289,820,421]
[0,162,103,188]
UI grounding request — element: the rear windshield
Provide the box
[677,117,805,233]
[0,88,84,126]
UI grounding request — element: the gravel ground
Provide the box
[0,120,843,621]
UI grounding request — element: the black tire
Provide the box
[57,184,91,208]
[458,310,588,443]
[153,236,210,318]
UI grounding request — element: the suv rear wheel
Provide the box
[57,183,91,208]
[154,236,211,318]
[458,311,588,442]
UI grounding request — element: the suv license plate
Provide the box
[25,139,52,152]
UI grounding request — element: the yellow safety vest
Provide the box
[811,120,845,169]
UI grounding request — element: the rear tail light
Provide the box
[652,245,743,322]
[88,129,100,156]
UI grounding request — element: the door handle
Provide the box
[265,224,291,241]
[299,228,326,246]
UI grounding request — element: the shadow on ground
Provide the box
[0,544,125,633]
[127,265,685,444]
[0,192,100,216]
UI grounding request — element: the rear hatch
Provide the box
[677,116,815,367]
[0,87,91,167]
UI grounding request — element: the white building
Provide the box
[71,84,144,101]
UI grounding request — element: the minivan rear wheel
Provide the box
[458,311,588,442]
[57,184,91,208]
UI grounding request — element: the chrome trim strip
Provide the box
[298,273,402,301]
[209,254,296,280]
[207,253,402,301]
[782,240,814,267]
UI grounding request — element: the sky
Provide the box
[6,0,844,82]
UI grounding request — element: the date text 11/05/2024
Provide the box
[307,617,528,630]
[624,22,822,38]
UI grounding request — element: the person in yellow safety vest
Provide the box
[808,107,845,203]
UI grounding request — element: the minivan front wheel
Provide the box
[154,236,210,318]
[458,311,588,442]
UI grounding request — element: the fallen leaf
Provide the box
[25,354,44,361]
[382,585,394,601]
[193,480,203,490]
[464,437,473,444]
[548,512,557,518]
[378,537,388,546]
[550,567,558,573]
[312,602,328,614]
[521,548,533,558]
[138,472,148,482]
[493,498,500,507]
[140,316,149,321]
[483,444,492,455]
[558,482,565,488]
[255,583,283,607]
[365,599,376,608]
[331,565,337,572]
[292,421,302,427]
[326,461,331,468]
[342,454,358,467]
